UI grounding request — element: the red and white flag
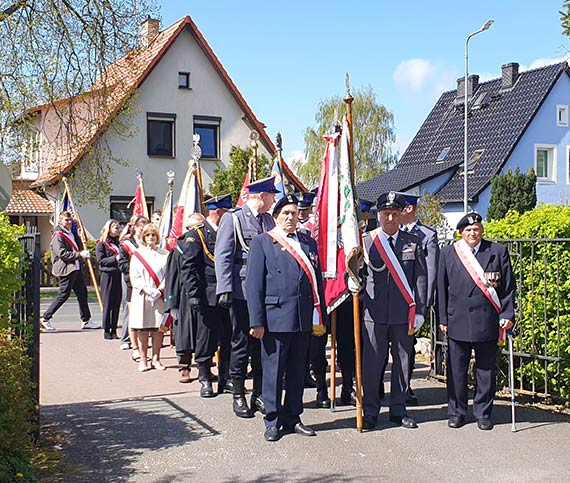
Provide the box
[166,161,201,249]
[236,170,250,207]
[128,173,149,220]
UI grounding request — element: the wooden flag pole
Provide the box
[61,177,103,311]
[344,73,364,433]
[192,133,206,215]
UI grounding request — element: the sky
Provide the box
[157,0,570,164]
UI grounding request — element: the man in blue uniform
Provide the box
[362,192,427,430]
[215,176,279,418]
[438,212,515,430]
[246,194,328,441]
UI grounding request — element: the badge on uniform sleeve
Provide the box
[186,236,196,243]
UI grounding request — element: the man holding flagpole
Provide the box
[40,211,100,332]
[246,194,328,441]
[361,192,427,430]
[438,212,515,431]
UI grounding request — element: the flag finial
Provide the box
[276,132,282,152]
[192,134,202,161]
[345,72,354,104]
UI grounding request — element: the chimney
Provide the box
[141,16,160,48]
[456,74,480,103]
[501,62,519,90]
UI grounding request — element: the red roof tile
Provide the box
[5,180,53,215]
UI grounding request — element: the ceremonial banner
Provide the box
[61,190,86,241]
[166,162,201,249]
[128,172,149,219]
[270,155,286,201]
[236,170,249,208]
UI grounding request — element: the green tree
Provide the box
[0,0,158,206]
[415,192,451,236]
[297,86,397,187]
[209,145,271,204]
[487,168,537,221]
[561,0,570,35]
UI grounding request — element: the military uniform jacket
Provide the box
[363,229,427,325]
[50,226,82,277]
[408,221,440,307]
[245,230,328,333]
[178,221,218,307]
[215,204,275,300]
[437,239,515,343]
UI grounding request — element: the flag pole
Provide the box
[250,130,259,181]
[344,73,364,432]
[61,176,103,311]
[192,134,206,214]
[137,170,150,220]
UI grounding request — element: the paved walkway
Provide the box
[40,299,570,482]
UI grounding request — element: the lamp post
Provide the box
[464,19,494,214]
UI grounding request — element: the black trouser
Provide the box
[43,270,91,322]
[217,306,232,375]
[309,331,328,376]
[336,298,356,377]
[195,304,224,365]
[447,338,498,420]
[229,299,261,382]
[262,331,311,429]
[100,271,122,335]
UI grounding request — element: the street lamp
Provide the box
[464,19,494,214]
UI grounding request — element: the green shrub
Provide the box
[0,329,36,482]
[486,205,570,398]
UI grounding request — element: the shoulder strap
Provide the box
[231,212,249,253]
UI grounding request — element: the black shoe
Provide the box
[199,380,215,398]
[406,388,418,406]
[111,333,120,340]
[340,388,357,406]
[233,395,254,418]
[264,426,281,442]
[104,333,113,340]
[390,415,418,429]
[218,380,234,395]
[448,416,465,428]
[284,422,316,436]
[316,395,331,409]
[251,394,266,414]
[362,416,377,430]
[477,418,494,431]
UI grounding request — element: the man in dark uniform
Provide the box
[215,176,279,418]
[399,192,440,404]
[246,194,328,441]
[361,192,427,430]
[438,212,515,430]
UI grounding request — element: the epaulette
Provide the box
[228,207,241,213]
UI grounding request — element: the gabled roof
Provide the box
[31,16,275,188]
[357,61,568,203]
[5,180,53,215]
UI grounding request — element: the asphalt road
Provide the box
[40,299,570,482]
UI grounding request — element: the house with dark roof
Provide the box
[10,15,304,245]
[357,61,570,231]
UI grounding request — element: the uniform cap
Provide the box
[297,191,316,209]
[395,191,420,206]
[246,176,280,194]
[359,199,374,213]
[376,191,406,211]
[456,212,483,232]
[203,193,232,210]
[273,194,299,216]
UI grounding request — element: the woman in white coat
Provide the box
[129,223,169,372]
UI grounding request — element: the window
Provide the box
[436,147,450,162]
[178,72,190,89]
[110,196,154,224]
[535,144,557,183]
[557,105,569,127]
[467,149,484,172]
[193,116,221,159]
[147,113,176,157]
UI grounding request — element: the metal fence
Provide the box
[430,237,570,401]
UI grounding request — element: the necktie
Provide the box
[287,232,296,239]
[388,236,395,251]
[471,247,476,255]
[256,214,263,231]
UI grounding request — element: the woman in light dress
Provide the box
[129,223,169,372]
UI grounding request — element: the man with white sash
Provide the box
[41,211,99,331]
[361,192,427,430]
[438,212,515,431]
[246,194,328,442]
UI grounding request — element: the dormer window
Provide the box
[436,147,450,162]
[467,149,484,172]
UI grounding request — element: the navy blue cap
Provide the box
[456,212,483,231]
[273,194,299,216]
[203,194,232,210]
[396,191,420,206]
[359,199,374,213]
[376,191,406,211]
[297,192,316,209]
[247,176,280,194]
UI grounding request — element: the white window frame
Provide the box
[557,105,569,127]
[534,144,557,183]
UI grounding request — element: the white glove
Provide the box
[170,308,179,320]
[148,287,162,302]
[414,314,425,331]
[80,250,90,259]
[347,277,361,293]
[116,254,121,262]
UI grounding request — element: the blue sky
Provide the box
[158,0,569,163]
